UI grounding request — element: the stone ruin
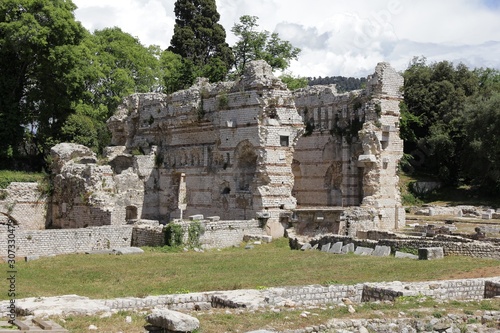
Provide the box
[1,60,405,240]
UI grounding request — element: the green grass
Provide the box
[0,170,44,189]
[7,239,500,300]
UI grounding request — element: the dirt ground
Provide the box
[446,265,500,280]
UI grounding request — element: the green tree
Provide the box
[461,72,500,193]
[159,50,194,94]
[279,73,309,90]
[231,15,301,75]
[81,27,160,118]
[63,27,160,152]
[401,57,478,183]
[0,0,86,168]
[169,0,234,83]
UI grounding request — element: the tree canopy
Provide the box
[0,0,87,168]
[168,0,234,83]
[231,15,301,75]
[401,57,500,194]
[0,1,162,167]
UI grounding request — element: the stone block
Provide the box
[25,255,40,262]
[300,243,311,251]
[418,247,444,260]
[146,309,200,332]
[85,250,114,255]
[113,247,144,255]
[189,214,204,221]
[354,246,374,256]
[372,245,391,257]
[261,235,273,243]
[329,242,343,254]
[341,243,355,254]
[395,251,418,259]
[482,212,492,220]
[321,243,331,252]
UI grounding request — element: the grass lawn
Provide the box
[0,170,44,189]
[7,239,500,300]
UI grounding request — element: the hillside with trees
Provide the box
[308,76,367,92]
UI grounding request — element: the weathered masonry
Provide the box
[10,60,404,237]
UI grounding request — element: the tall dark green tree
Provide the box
[231,15,301,75]
[168,0,234,83]
[0,0,86,168]
[401,57,478,183]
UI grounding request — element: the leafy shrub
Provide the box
[164,223,184,247]
[187,221,204,248]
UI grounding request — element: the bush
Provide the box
[163,223,184,247]
[187,221,204,248]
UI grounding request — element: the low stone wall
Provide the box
[363,279,488,302]
[379,238,500,259]
[132,219,265,249]
[176,219,264,249]
[0,225,133,257]
[132,224,164,247]
[264,284,364,306]
[0,218,263,257]
[291,233,500,259]
[4,277,499,318]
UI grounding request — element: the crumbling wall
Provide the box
[45,61,404,237]
[50,143,146,228]
[0,182,46,230]
[107,61,304,236]
[292,63,405,234]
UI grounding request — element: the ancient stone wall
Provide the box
[10,61,404,238]
[107,61,304,236]
[0,182,47,230]
[49,143,147,228]
[292,63,405,234]
[132,219,264,249]
[0,225,133,256]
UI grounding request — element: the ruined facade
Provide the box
[5,60,405,238]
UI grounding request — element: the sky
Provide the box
[72,0,500,78]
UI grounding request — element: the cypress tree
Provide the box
[169,0,233,82]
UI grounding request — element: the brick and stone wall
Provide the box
[0,225,133,256]
[178,219,265,249]
[0,182,47,230]
[292,63,405,235]
[132,219,265,249]
[5,61,405,239]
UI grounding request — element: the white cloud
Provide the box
[73,0,500,77]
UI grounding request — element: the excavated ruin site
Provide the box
[1,61,500,332]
